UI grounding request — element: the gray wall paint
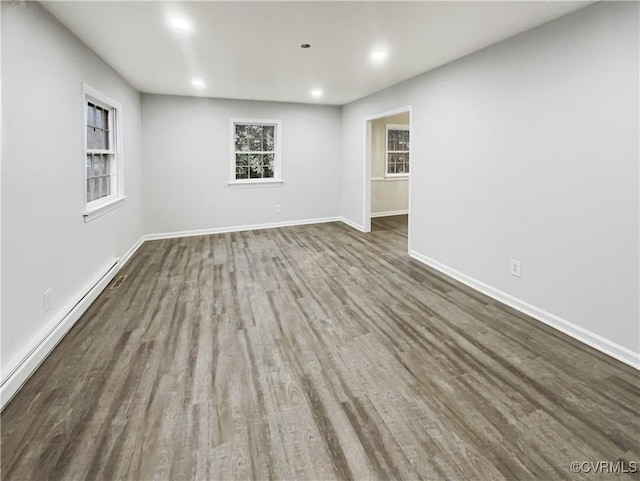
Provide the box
[141,95,342,235]
[341,2,639,354]
[1,2,143,370]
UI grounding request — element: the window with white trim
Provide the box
[230,119,282,185]
[84,84,124,220]
[386,124,410,177]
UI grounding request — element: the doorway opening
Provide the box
[363,106,412,252]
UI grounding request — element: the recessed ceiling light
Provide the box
[370,50,388,63]
[311,88,323,98]
[169,17,191,31]
[191,78,205,89]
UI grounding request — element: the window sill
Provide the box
[83,196,126,223]
[228,179,284,189]
[383,175,409,182]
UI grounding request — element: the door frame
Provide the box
[363,105,412,253]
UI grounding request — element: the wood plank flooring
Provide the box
[2,215,639,480]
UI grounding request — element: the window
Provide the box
[83,84,124,221]
[386,124,410,177]
[230,119,282,186]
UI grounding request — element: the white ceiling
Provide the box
[42,1,590,105]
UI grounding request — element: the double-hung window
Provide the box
[230,119,282,186]
[83,84,124,221]
[386,124,410,177]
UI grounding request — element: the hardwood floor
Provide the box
[2,215,639,480]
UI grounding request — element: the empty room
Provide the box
[1,1,639,480]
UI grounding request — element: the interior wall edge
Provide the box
[339,216,366,233]
[410,249,640,370]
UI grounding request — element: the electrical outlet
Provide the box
[372,196,377,205]
[510,259,521,278]
[44,288,52,312]
[275,204,281,213]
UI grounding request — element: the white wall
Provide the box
[142,94,341,235]
[371,112,409,216]
[341,2,640,362]
[1,3,143,373]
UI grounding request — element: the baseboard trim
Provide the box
[339,217,366,232]
[144,217,343,241]
[1,259,119,409]
[119,236,145,268]
[409,250,640,370]
[372,210,408,218]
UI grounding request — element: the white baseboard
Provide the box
[372,209,408,218]
[119,235,145,268]
[144,216,342,241]
[409,250,640,370]
[1,259,119,409]
[0,236,147,410]
[339,216,366,232]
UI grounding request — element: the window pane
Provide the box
[251,137,262,151]
[236,154,249,167]
[91,178,99,201]
[86,155,92,177]
[235,125,250,152]
[101,154,110,175]
[263,126,275,151]
[389,163,397,174]
[87,127,94,149]
[94,129,102,150]
[236,166,248,179]
[248,124,263,138]
[263,153,274,178]
[87,179,92,202]
[92,155,101,176]
[87,104,95,127]
[235,124,248,137]
[249,154,263,178]
[95,107,103,129]
[388,130,398,149]
[249,154,261,169]
[102,129,109,150]
[101,176,110,197]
